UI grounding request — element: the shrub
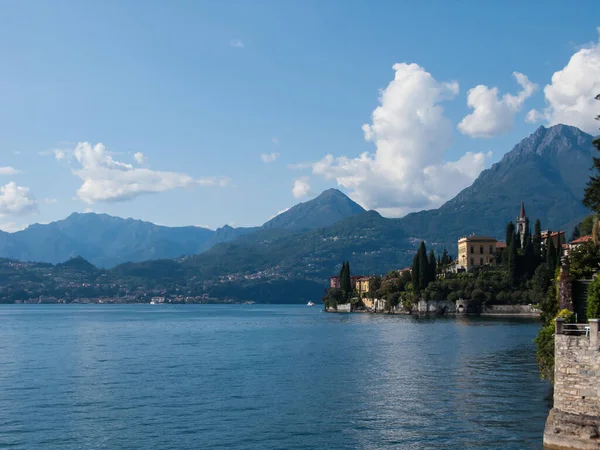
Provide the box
[534,324,555,383]
[554,308,575,323]
[587,276,600,320]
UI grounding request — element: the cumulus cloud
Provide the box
[64,142,228,204]
[133,152,146,164]
[306,63,490,216]
[54,149,67,160]
[267,207,290,221]
[0,182,38,216]
[0,166,20,175]
[0,221,27,233]
[292,177,312,199]
[230,39,244,48]
[260,152,280,163]
[458,72,538,138]
[526,28,600,133]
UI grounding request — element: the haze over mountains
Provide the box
[0,124,595,278]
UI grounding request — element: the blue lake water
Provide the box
[0,305,549,449]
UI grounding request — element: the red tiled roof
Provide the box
[496,241,507,249]
[570,235,593,245]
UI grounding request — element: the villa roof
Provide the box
[570,235,593,245]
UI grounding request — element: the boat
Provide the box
[307,301,315,306]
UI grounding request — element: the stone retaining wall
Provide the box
[481,304,540,316]
[543,319,600,449]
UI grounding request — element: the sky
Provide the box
[1,0,600,232]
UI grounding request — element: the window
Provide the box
[470,246,474,254]
[480,258,484,266]
[489,245,493,254]
[480,246,483,254]
[470,257,474,266]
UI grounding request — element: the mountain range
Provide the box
[0,124,596,301]
[0,188,363,267]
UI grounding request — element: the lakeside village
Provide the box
[323,201,600,450]
[324,202,594,316]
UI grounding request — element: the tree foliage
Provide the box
[587,275,600,320]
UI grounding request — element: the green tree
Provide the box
[587,276,600,320]
[339,261,352,302]
[508,238,518,284]
[524,238,536,278]
[428,250,437,283]
[546,237,556,269]
[506,222,515,248]
[579,214,595,236]
[441,248,449,265]
[411,253,420,293]
[418,241,428,292]
[568,241,600,279]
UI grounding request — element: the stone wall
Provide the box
[543,319,600,449]
[415,299,455,315]
[480,304,540,316]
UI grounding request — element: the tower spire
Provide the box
[520,201,526,220]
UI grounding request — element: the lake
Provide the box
[0,305,549,449]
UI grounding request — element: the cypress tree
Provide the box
[514,232,522,250]
[418,242,428,291]
[339,261,352,301]
[570,225,581,242]
[508,239,518,284]
[524,239,535,278]
[547,238,556,270]
[411,253,420,293]
[442,248,449,265]
[523,218,532,247]
[428,250,437,283]
[506,222,515,247]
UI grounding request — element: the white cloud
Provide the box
[307,63,491,216]
[267,207,290,221]
[260,152,280,163]
[0,221,27,233]
[0,182,38,216]
[64,142,228,204]
[526,28,600,133]
[458,72,538,138]
[0,166,20,175]
[54,149,67,160]
[133,152,146,164]
[287,162,311,170]
[230,39,244,48]
[292,177,312,199]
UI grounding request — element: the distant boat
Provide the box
[307,301,315,306]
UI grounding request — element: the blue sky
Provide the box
[1,1,599,231]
